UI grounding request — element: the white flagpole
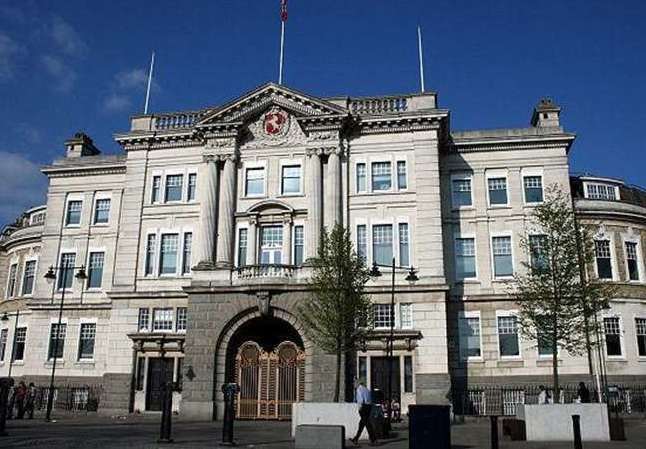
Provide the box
[144,51,155,114]
[278,21,285,84]
[417,25,425,93]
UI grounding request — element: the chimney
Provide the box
[531,98,561,129]
[64,132,101,158]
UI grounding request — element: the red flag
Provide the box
[280,0,288,22]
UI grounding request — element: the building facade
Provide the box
[0,83,644,419]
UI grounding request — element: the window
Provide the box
[529,235,548,272]
[66,200,82,225]
[12,327,26,361]
[492,236,513,277]
[523,176,543,203]
[93,198,111,224]
[398,223,410,267]
[356,163,367,192]
[136,358,145,390]
[371,162,392,191]
[459,316,481,359]
[603,317,622,356]
[356,225,367,261]
[451,177,472,207]
[294,226,304,266]
[372,224,393,266]
[58,253,76,289]
[537,329,553,357]
[187,173,197,201]
[488,177,508,205]
[87,252,105,289]
[165,174,183,202]
[153,308,173,332]
[455,238,476,279]
[281,165,301,194]
[145,234,157,276]
[260,226,283,264]
[595,240,613,279]
[160,234,179,275]
[176,307,187,332]
[625,242,640,281]
[404,356,413,393]
[237,229,248,267]
[6,263,17,298]
[586,183,616,200]
[48,323,67,360]
[21,261,36,296]
[138,308,150,332]
[246,167,265,196]
[78,323,96,360]
[182,232,192,275]
[151,176,161,203]
[497,315,520,357]
[373,304,393,329]
[0,329,7,361]
[636,318,646,357]
[400,303,413,329]
[397,161,407,190]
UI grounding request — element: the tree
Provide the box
[300,223,372,402]
[513,185,614,400]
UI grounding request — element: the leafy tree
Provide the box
[300,223,372,402]
[513,185,614,400]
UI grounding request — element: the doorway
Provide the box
[146,357,174,411]
[370,356,401,405]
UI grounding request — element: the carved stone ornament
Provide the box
[205,137,236,149]
[256,291,271,316]
[308,131,337,141]
[241,107,306,149]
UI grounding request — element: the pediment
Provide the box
[196,82,347,126]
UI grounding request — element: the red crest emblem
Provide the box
[263,108,288,136]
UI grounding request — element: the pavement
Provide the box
[1,413,645,449]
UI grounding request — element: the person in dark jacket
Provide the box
[24,383,37,419]
[15,381,27,419]
[577,382,591,403]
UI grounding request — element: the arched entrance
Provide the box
[226,315,305,420]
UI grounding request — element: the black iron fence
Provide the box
[453,384,646,416]
[33,385,103,412]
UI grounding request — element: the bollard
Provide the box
[0,378,15,437]
[220,383,240,447]
[572,415,583,449]
[158,381,174,444]
[490,415,499,449]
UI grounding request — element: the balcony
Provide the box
[235,264,299,281]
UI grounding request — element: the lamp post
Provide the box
[43,264,87,422]
[0,310,20,379]
[369,258,418,436]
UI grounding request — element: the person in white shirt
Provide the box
[538,385,551,405]
[350,379,377,446]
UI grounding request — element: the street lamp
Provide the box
[0,309,21,379]
[369,259,418,435]
[43,264,87,421]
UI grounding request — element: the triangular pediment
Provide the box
[196,82,347,126]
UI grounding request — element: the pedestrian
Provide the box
[25,383,37,419]
[349,379,377,447]
[538,385,551,405]
[6,384,15,420]
[15,381,27,419]
[577,382,590,404]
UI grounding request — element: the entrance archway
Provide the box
[225,315,305,420]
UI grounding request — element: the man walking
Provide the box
[350,379,377,446]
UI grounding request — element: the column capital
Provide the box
[248,213,259,226]
[203,151,239,164]
[282,213,293,225]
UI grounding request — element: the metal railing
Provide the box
[453,384,646,416]
[33,385,102,412]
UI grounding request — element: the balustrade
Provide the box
[236,264,297,280]
[153,112,204,130]
[349,96,409,114]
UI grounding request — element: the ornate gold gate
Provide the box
[235,340,305,419]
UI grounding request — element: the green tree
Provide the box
[300,223,372,402]
[513,185,614,400]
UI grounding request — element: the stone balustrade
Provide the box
[349,96,409,115]
[154,112,205,130]
[236,264,298,280]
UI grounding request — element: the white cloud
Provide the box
[115,68,148,90]
[41,54,77,92]
[0,151,47,226]
[102,66,159,114]
[0,33,24,80]
[103,93,132,113]
[50,16,88,57]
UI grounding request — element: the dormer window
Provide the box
[585,183,617,201]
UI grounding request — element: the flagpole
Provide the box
[278,20,285,85]
[144,51,155,114]
[417,26,425,93]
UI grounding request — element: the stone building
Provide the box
[0,83,644,419]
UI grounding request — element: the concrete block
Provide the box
[516,403,609,441]
[295,425,345,449]
[292,402,364,440]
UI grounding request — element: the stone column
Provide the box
[195,156,219,267]
[247,215,258,265]
[216,155,237,268]
[283,215,292,265]
[307,151,322,259]
[326,149,342,227]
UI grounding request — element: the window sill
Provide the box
[44,360,65,367]
[244,195,267,200]
[64,224,81,228]
[497,359,524,367]
[455,279,480,284]
[451,206,475,211]
[467,358,484,364]
[278,193,304,198]
[12,360,24,366]
[492,277,514,282]
[606,357,628,363]
[523,202,543,207]
[75,360,95,367]
[488,204,511,209]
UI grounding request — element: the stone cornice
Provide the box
[42,164,126,178]
[451,133,575,153]
[357,115,444,135]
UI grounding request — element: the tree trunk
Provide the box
[333,349,342,403]
[552,316,559,403]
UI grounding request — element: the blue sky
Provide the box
[1,0,645,224]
